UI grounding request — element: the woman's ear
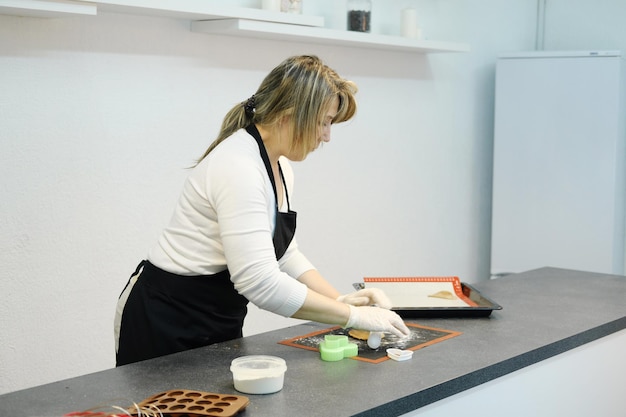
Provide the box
[277,112,292,126]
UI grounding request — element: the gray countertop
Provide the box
[2,267,626,416]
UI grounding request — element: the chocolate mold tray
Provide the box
[128,389,249,417]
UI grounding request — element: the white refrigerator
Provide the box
[490,51,624,278]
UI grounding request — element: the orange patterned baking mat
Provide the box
[363,276,479,308]
[279,323,461,364]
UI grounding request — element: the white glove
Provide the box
[336,288,393,309]
[345,305,410,338]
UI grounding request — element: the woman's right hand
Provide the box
[345,305,410,338]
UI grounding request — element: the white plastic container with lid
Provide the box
[230,355,287,394]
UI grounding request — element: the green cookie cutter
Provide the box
[319,335,358,361]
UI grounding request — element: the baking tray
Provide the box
[353,282,502,318]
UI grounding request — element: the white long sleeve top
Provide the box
[148,128,313,317]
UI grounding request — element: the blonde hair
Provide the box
[197,55,358,163]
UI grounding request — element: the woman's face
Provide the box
[283,96,340,161]
[317,96,339,148]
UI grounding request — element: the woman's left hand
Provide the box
[337,288,393,309]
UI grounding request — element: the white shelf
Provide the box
[88,0,324,27]
[0,0,96,18]
[0,0,323,26]
[192,19,470,53]
[1,0,470,54]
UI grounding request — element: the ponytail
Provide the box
[195,100,251,165]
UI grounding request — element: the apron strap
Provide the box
[246,124,277,204]
[277,161,291,212]
[246,124,291,211]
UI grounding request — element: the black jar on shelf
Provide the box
[347,0,371,33]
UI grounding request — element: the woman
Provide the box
[114,55,409,366]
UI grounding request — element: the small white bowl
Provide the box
[230,355,287,394]
[386,348,414,362]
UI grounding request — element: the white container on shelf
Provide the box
[401,8,420,39]
[262,0,281,12]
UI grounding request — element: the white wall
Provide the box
[0,0,544,394]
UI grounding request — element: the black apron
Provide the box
[115,125,296,366]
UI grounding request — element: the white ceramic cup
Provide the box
[401,8,419,38]
[262,0,281,12]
